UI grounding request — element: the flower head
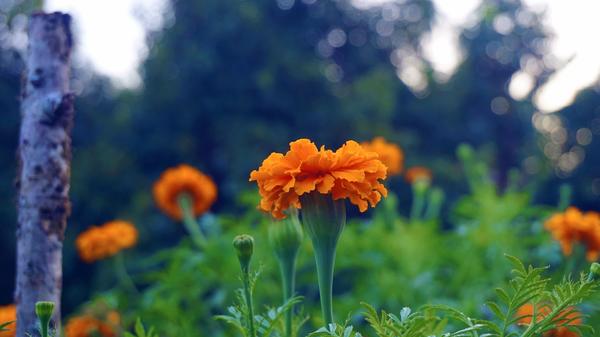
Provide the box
[0,304,16,337]
[76,220,138,263]
[153,164,217,220]
[249,139,388,219]
[404,166,432,184]
[517,304,581,337]
[545,207,600,261]
[65,315,117,337]
[361,137,403,176]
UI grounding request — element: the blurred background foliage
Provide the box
[1,0,600,332]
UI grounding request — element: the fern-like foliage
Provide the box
[216,268,306,337]
[124,318,159,337]
[307,322,363,337]
[216,295,303,337]
[363,303,485,337]
[0,321,14,333]
[484,255,598,337]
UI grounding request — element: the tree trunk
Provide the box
[15,12,73,337]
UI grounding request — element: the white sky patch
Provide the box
[508,71,535,101]
[44,0,600,110]
[45,0,169,88]
[525,0,600,112]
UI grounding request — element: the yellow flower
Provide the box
[64,315,117,337]
[545,207,600,261]
[249,138,388,219]
[0,304,16,337]
[361,137,404,175]
[153,165,217,220]
[517,303,581,337]
[404,166,432,184]
[76,220,138,263]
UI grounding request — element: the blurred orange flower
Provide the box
[153,165,217,220]
[517,303,581,337]
[76,220,138,263]
[404,166,432,184]
[65,315,117,337]
[545,207,600,261]
[361,137,404,176]
[0,304,16,337]
[249,138,388,219]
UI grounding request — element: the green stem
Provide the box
[410,185,426,222]
[177,194,206,248]
[114,253,138,294]
[313,243,336,324]
[40,321,48,337]
[300,192,345,325]
[424,188,444,221]
[279,255,297,337]
[242,272,256,337]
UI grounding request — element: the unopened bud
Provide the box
[35,301,54,322]
[269,208,303,260]
[233,234,254,273]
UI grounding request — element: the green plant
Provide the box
[216,267,306,337]
[124,318,159,337]
[0,321,14,334]
[363,303,485,337]
[484,255,597,337]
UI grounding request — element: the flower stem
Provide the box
[300,192,346,325]
[410,180,428,222]
[40,320,48,337]
[114,253,138,295]
[177,194,206,248]
[279,255,297,337]
[424,188,444,221]
[242,271,256,337]
[410,192,425,221]
[313,242,336,324]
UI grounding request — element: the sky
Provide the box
[44,0,600,113]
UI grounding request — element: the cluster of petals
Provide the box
[404,166,432,184]
[153,164,217,220]
[0,304,16,337]
[545,207,600,261]
[250,138,388,219]
[517,303,581,337]
[361,137,404,176]
[76,221,138,263]
[65,314,118,337]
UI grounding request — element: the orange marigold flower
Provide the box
[76,220,138,263]
[249,138,388,219]
[65,316,116,337]
[361,137,404,175]
[0,304,16,337]
[404,166,432,184]
[517,303,581,337]
[545,207,600,261]
[153,164,217,220]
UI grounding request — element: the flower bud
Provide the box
[233,234,254,273]
[35,301,55,337]
[35,301,54,322]
[269,208,303,260]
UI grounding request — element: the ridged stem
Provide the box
[279,256,297,337]
[242,271,256,337]
[300,192,346,325]
[177,194,206,248]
